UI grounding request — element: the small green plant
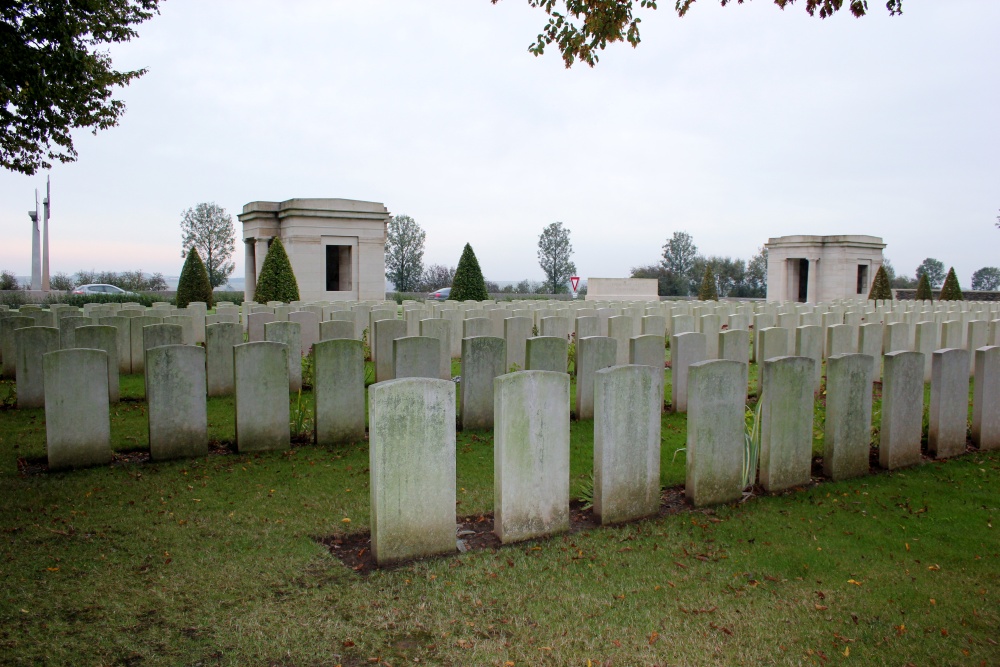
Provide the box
[0,382,16,410]
[290,389,313,442]
[577,472,594,510]
[567,338,576,374]
[743,398,763,490]
[507,362,522,373]
[301,349,315,389]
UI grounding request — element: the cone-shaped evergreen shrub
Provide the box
[450,243,489,301]
[697,264,718,301]
[867,265,892,301]
[176,247,213,308]
[938,267,963,301]
[254,238,300,303]
[915,273,933,301]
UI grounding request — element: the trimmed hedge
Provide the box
[938,267,964,301]
[697,265,718,301]
[915,273,933,301]
[254,238,300,303]
[176,247,213,309]
[450,243,489,301]
[868,265,892,301]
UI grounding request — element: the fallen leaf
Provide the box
[815,604,828,611]
[843,646,850,657]
[847,579,862,586]
[341,518,351,524]
[927,564,940,571]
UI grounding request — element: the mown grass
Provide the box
[0,358,997,666]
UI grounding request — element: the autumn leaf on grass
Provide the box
[847,579,862,586]
[814,604,828,611]
[927,564,940,571]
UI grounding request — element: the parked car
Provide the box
[72,284,136,296]
[428,287,451,301]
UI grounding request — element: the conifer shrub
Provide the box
[697,264,718,301]
[450,243,489,301]
[176,247,213,308]
[914,273,933,301]
[938,267,964,301]
[254,238,300,303]
[867,265,892,301]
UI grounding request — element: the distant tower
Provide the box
[29,189,41,291]
[41,176,51,291]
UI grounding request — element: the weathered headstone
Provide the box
[525,336,568,373]
[313,339,366,446]
[460,336,506,430]
[641,315,667,338]
[374,318,408,383]
[594,365,661,524]
[928,348,969,459]
[143,323,184,356]
[234,342,290,452]
[795,325,824,394]
[1,315,34,379]
[972,345,1000,451]
[320,319,356,341]
[575,336,616,420]
[629,334,665,408]
[826,324,856,358]
[540,316,570,341]
[670,332,707,413]
[58,315,89,349]
[914,321,938,383]
[206,322,242,397]
[247,311,277,343]
[686,359,746,507]
[463,317,493,339]
[163,314,195,346]
[369,377,456,565]
[74,325,119,402]
[15,326,59,409]
[43,349,111,470]
[129,315,162,374]
[494,371,570,543]
[718,328,750,401]
[98,316,132,374]
[289,310,320,357]
[608,315,633,366]
[823,354,873,480]
[504,316,533,372]
[419,318,452,381]
[759,356,815,492]
[967,320,988,375]
[393,336,440,380]
[880,350,925,469]
[858,322,883,382]
[575,315,600,340]
[146,345,208,460]
[265,320,303,392]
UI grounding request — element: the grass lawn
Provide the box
[0,359,997,666]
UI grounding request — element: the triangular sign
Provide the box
[570,276,580,291]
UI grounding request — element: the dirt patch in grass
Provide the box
[17,439,237,475]
[318,486,701,575]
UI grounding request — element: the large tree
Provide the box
[915,258,946,289]
[385,214,426,293]
[180,202,236,289]
[451,243,489,301]
[745,246,767,297]
[1,1,161,175]
[971,267,1000,292]
[537,221,576,294]
[661,231,698,296]
[494,0,903,67]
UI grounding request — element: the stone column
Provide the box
[254,237,270,283]
[806,258,818,304]
[244,239,256,302]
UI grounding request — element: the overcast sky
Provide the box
[1,0,997,286]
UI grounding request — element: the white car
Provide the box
[72,284,136,296]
